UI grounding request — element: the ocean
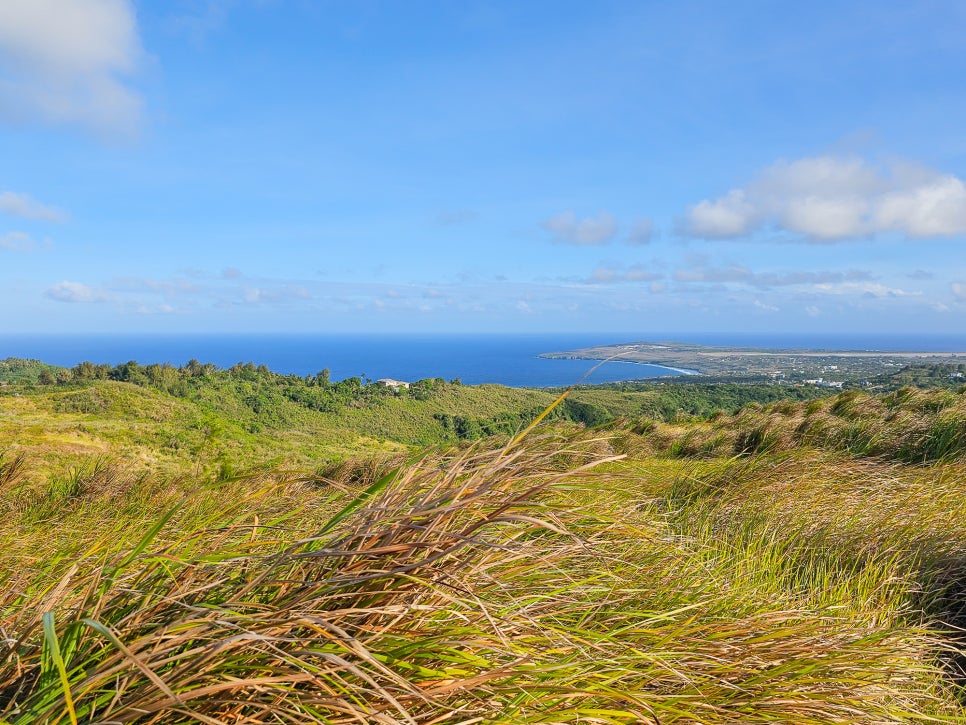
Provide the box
[2,332,965,388]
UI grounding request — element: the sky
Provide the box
[1,0,966,335]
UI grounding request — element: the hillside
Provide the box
[0,358,835,485]
[2,365,965,722]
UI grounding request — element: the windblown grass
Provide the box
[637,385,966,464]
[3,389,966,722]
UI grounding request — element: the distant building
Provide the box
[803,378,843,388]
[377,378,410,389]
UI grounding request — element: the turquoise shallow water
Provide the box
[1,332,964,388]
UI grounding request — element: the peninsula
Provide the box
[540,341,966,384]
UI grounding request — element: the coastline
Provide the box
[539,340,966,381]
[0,333,693,388]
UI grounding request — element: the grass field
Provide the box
[2,379,965,723]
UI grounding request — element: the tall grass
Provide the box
[1,436,619,722]
[3,387,966,722]
[639,385,966,464]
[3,432,964,722]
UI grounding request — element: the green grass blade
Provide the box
[41,612,78,725]
[116,505,178,568]
[312,466,400,539]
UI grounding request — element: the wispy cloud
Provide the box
[0,191,66,222]
[543,211,617,245]
[0,0,143,136]
[242,285,311,304]
[164,0,234,45]
[436,209,478,225]
[753,299,780,312]
[35,267,954,331]
[812,282,921,298]
[108,276,201,294]
[1,231,48,252]
[43,271,318,313]
[673,262,873,288]
[625,217,655,245]
[45,281,111,303]
[586,264,662,284]
[683,155,966,242]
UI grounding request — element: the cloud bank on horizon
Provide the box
[1,0,965,335]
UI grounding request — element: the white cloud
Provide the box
[952,282,966,301]
[0,191,65,221]
[686,190,758,238]
[874,175,966,238]
[805,305,821,317]
[45,280,111,303]
[543,211,617,245]
[0,0,143,135]
[626,217,655,244]
[683,155,966,242]
[781,196,867,239]
[753,299,779,312]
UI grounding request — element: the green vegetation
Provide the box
[554,380,833,420]
[629,384,966,463]
[0,358,62,385]
[869,362,966,390]
[2,360,966,722]
[0,358,841,487]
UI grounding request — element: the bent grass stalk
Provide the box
[509,352,634,449]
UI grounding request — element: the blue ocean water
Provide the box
[1,332,965,388]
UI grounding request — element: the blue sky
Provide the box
[2,0,966,335]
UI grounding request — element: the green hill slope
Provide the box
[1,358,838,485]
